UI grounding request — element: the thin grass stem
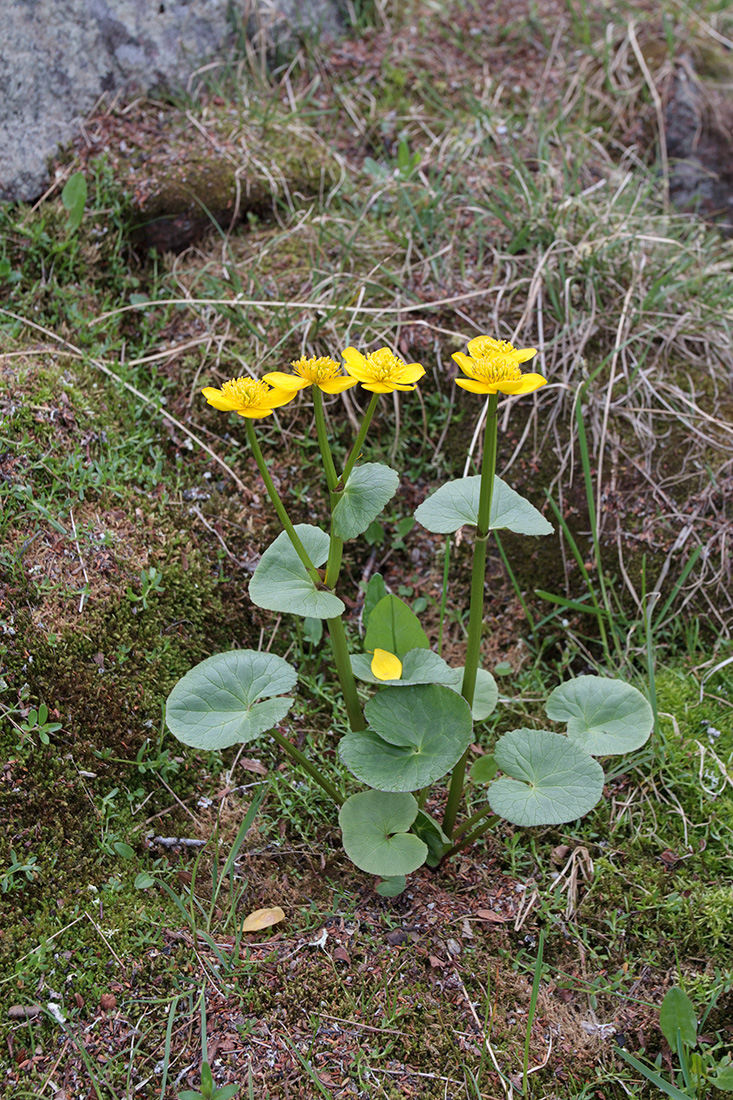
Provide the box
[270,727,346,805]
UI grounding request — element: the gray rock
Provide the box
[0,0,345,202]
[665,56,733,236]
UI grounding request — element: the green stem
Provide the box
[441,814,500,861]
[270,727,345,806]
[314,387,344,590]
[338,392,379,489]
[453,803,499,840]
[327,615,366,731]
[324,536,343,589]
[245,420,321,585]
[437,535,451,659]
[442,394,499,838]
[313,388,339,495]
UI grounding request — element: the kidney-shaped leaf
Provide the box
[363,594,429,657]
[339,790,428,876]
[332,463,400,541]
[351,647,461,688]
[340,684,473,792]
[415,475,552,536]
[366,683,473,750]
[488,728,604,827]
[166,649,297,750]
[449,666,499,721]
[249,525,344,619]
[545,676,653,756]
[375,875,407,897]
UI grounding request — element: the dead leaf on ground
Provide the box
[476,909,509,923]
[237,757,268,776]
[241,905,286,932]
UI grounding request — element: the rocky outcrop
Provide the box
[0,0,345,203]
[666,54,733,236]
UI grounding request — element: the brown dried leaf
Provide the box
[476,909,508,923]
[7,1004,44,1020]
[237,757,268,776]
[241,905,286,932]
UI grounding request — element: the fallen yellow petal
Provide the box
[241,905,286,932]
[371,648,403,680]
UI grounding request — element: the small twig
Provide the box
[84,911,125,969]
[458,980,514,1099]
[68,507,91,613]
[150,836,207,849]
[157,772,200,825]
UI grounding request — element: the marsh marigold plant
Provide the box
[165,331,654,894]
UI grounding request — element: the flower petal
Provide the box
[202,387,242,411]
[266,388,299,409]
[319,376,360,393]
[495,373,547,395]
[361,381,415,393]
[371,649,403,681]
[261,371,309,391]
[514,347,538,363]
[341,347,369,372]
[455,377,494,394]
[235,407,274,418]
[399,362,426,383]
[451,352,479,379]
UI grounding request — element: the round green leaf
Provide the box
[363,594,429,658]
[339,684,473,792]
[450,666,499,720]
[488,728,604,826]
[351,647,461,688]
[249,525,344,619]
[367,683,473,750]
[339,790,428,876]
[714,1067,733,1091]
[332,463,400,541]
[375,875,407,897]
[415,475,553,536]
[470,755,498,784]
[545,676,653,755]
[166,649,297,750]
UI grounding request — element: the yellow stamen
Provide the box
[468,337,523,359]
[363,348,410,382]
[470,357,523,384]
[220,378,273,407]
[292,356,342,384]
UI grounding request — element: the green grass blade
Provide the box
[615,1048,693,1099]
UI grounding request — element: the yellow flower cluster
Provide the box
[202,348,425,418]
[201,333,546,418]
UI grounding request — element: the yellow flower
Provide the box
[262,355,359,395]
[452,336,546,396]
[371,648,403,681]
[341,346,425,393]
[202,376,296,418]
